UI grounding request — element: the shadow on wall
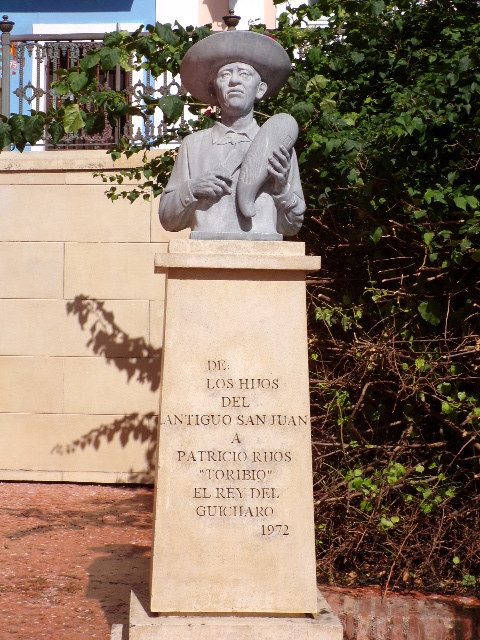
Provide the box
[201,0,229,29]
[52,413,158,484]
[66,295,161,392]
[51,295,161,483]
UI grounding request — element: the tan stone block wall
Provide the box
[0,150,172,483]
[63,357,161,414]
[1,184,152,242]
[0,299,151,356]
[0,356,65,413]
[0,413,156,483]
[64,243,167,299]
[0,243,64,298]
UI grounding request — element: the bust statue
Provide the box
[158,30,305,241]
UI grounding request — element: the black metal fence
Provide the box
[0,15,185,150]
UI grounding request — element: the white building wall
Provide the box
[156,0,200,27]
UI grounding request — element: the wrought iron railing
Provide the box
[0,15,186,150]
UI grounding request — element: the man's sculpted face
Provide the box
[213,62,267,116]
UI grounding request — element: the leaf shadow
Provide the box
[49,295,163,482]
[51,412,158,484]
[66,294,161,392]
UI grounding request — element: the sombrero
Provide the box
[180,30,291,106]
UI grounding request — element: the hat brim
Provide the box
[180,31,291,106]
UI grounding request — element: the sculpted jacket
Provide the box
[158,120,306,240]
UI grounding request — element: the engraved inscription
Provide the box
[262,524,289,536]
[166,359,309,537]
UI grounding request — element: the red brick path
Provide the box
[1,483,478,640]
[0,483,152,639]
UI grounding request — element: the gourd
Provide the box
[237,113,299,218]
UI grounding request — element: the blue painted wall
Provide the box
[3,0,155,35]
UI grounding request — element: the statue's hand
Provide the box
[267,145,291,195]
[189,167,233,199]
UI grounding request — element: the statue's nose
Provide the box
[229,71,241,84]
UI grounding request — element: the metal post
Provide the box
[1,15,14,119]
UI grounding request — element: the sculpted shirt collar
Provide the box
[211,119,260,145]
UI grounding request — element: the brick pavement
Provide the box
[1,483,478,640]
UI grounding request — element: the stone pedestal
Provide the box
[126,588,343,639]
[123,239,342,638]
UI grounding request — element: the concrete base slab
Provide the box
[110,623,124,640]
[125,589,343,640]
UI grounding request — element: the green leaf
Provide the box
[371,0,385,17]
[0,122,12,149]
[69,72,89,93]
[454,196,467,211]
[415,358,425,370]
[47,121,65,146]
[52,81,70,97]
[99,47,122,72]
[24,115,45,145]
[351,52,365,64]
[306,74,328,93]
[462,574,477,588]
[424,189,446,204]
[84,112,106,136]
[324,138,341,154]
[158,95,185,122]
[155,22,180,46]
[471,251,480,262]
[79,51,101,71]
[350,477,363,489]
[442,401,453,415]
[447,171,458,184]
[437,382,452,395]
[423,232,435,246]
[360,500,373,512]
[103,31,124,47]
[9,115,27,152]
[63,104,86,133]
[418,301,443,326]
[307,48,323,66]
[135,36,157,57]
[371,226,383,244]
[465,195,478,208]
[458,56,472,73]
[319,98,336,115]
[413,209,427,220]
[315,307,337,327]
[195,25,213,41]
[291,102,315,124]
